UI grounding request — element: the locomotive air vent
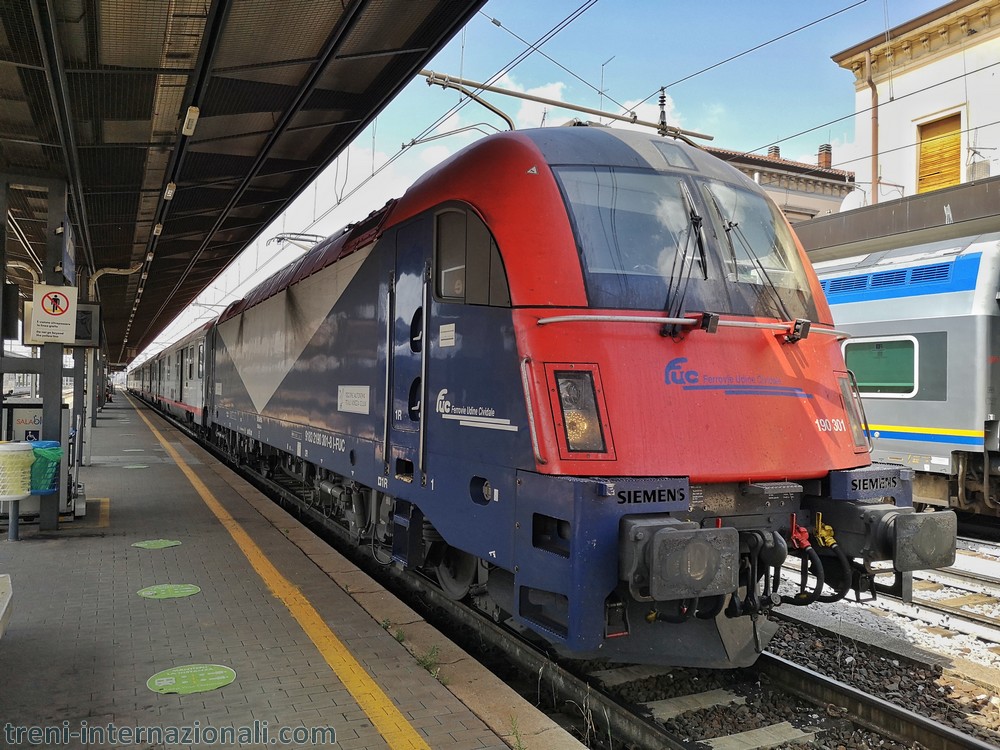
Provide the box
[909,263,950,284]
[828,275,868,294]
[825,262,953,296]
[869,270,907,288]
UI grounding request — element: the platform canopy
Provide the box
[0,0,484,365]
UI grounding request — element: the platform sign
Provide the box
[22,302,100,347]
[29,284,78,344]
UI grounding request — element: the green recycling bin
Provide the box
[29,440,62,495]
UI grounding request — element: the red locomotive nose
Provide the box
[517,309,867,482]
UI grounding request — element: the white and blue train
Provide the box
[814,230,1000,515]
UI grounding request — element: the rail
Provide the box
[758,652,997,750]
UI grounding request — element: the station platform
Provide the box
[0,396,582,749]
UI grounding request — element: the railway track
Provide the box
[844,549,1000,649]
[153,405,998,748]
[237,467,1000,749]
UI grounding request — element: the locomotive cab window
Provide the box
[843,336,918,398]
[435,207,510,306]
[553,166,816,319]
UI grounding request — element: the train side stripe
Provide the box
[821,252,981,305]
[868,423,985,446]
[128,394,432,750]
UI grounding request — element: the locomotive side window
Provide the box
[437,211,466,299]
[435,208,510,306]
[843,336,918,397]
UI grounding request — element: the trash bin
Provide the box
[0,443,35,501]
[29,440,62,496]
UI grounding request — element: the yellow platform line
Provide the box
[73,498,109,529]
[126,395,430,750]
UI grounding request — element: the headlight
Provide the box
[650,527,738,600]
[837,374,869,449]
[555,371,606,452]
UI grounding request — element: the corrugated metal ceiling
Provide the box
[0,0,483,364]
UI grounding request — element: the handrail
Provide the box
[535,313,851,340]
[537,314,698,327]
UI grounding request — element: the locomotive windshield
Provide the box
[553,166,817,320]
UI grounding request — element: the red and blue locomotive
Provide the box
[130,126,956,667]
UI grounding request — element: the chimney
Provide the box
[818,143,832,170]
[767,146,781,159]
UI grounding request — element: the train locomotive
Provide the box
[129,126,957,668]
[815,230,1000,517]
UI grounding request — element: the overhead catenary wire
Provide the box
[482,11,632,115]
[134,2,998,361]
[290,1,601,223]
[133,3,602,361]
[737,58,1000,177]
[631,0,868,109]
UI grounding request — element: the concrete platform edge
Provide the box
[206,462,586,749]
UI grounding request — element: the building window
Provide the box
[917,113,961,193]
[843,336,918,397]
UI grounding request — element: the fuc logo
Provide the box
[664,358,699,385]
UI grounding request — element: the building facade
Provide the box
[834,0,1000,204]
[708,145,855,223]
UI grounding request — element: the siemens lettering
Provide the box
[851,476,899,492]
[617,487,686,505]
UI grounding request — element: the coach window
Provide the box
[198,343,204,378]
[435,207,510,306]
[843,336,918,398]
[188,347,195,379]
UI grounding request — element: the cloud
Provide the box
[419,144,454,168]
[698,103,726,133]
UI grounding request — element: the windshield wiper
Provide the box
[662,183,708,336]
[701,188,794,323]
[704,189,737,267]
[726,220,794,322]
[681,181,709,282]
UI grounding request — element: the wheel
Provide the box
[435,546,478,601]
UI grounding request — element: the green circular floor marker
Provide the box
[146,664,236,695]
[123,464,149,469]
[137,583,201,599]
[131,539,182,550]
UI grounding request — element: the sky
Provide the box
[132,0,949,365]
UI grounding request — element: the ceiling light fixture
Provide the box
[163,182,176,200]
[181,106,200,136]
[153,223,163,236]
